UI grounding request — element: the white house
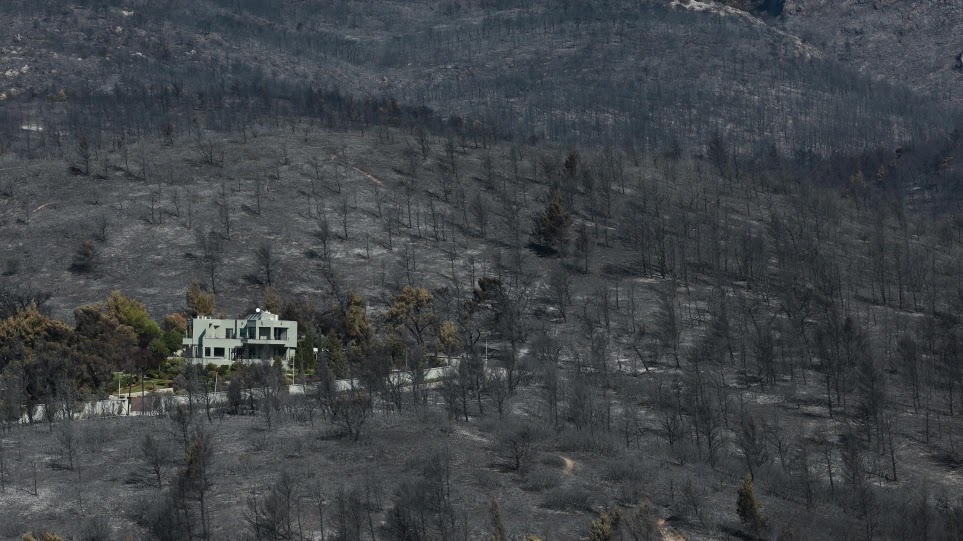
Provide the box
[182,309,297,365]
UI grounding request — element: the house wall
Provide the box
[183,315,297,365]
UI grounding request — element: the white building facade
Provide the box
[182,310,297,365]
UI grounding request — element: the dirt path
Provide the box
[350,165,384,186]
[560,455,576,474]
[325,152,385,186]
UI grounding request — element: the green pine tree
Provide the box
[532,190,573,255]
[737,475,768,533]
[294,329,316,372]
[325,331,348,379]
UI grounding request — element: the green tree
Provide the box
[162,330,184,353]
[532,190,573,255]
[186,280,215,317]
[737,475,768,533]
[163,313,187,334]
[588,511,614,541]
[343,294,373,348]
[74,293,166,393]
[564,149,581,178]
[0,305,81,407]
[387,287,437,349]
[105,291,161,347]
[325,331,348,379]
[437,320,462,362]
[155,316,188,357]
[0,305,74,365]
[74,303,139,382]
[294,328,317,372]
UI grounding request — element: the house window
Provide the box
[259,327,271,340]
[204,347,211,357]
[213,347,225,357]
[274,327,288,341]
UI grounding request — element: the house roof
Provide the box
[245,309,279,321]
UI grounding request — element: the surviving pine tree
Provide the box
[531,190,573,256]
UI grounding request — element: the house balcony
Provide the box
[239,337,291,346]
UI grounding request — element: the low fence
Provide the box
[16,361,463,422]
[21,398,130,424]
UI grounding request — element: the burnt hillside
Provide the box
[3,1,963,541]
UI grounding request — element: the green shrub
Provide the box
[588,511,613,541]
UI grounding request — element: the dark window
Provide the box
[204,347,211,357]
[213,347,225,357]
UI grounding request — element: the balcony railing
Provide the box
[240,337,290,344]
